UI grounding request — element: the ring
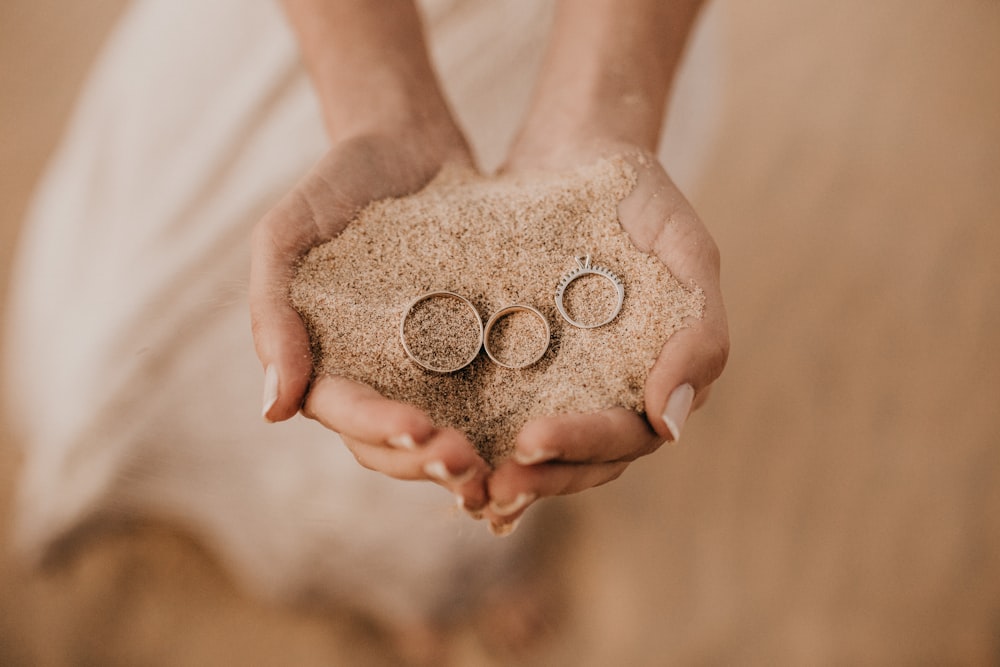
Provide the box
[483,304,550,370]
[554,254,625,328]
[400,291,483,373]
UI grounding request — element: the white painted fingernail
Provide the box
[489,492,537,517]
[489,516,522,537]
[424,460,450,481]
[262,364,279,421]
[424,461,476,485]
[387,433,418,450]
[513,448,558,465]
[661,383,695,443]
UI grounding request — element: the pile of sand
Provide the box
[290,156,703,463]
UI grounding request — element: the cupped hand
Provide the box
[483,145,730,534]
[250,127,492,510]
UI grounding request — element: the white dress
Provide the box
[3,0,723,626]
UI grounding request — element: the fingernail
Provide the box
[388,433,419,450]
[661,383,695,443]
[424,460,476,485]
[513,448,558,465]
[456,494,484,520]
[488,492,537,517]
[262,364,279,421]
[489,516,522,537]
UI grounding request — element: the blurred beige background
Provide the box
[2,1,999,665]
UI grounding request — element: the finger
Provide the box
[344,428,491,511]
[302,375,436,447]
[483,459,630,534]
[643,292,728,442]
[305,376,491,509]
[510,408,662,466]
[490,459,630,501]
[618,157,730,442]
[250,194,324,422]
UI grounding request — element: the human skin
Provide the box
[250,0,728,531]
[250,0,492,509]
[481,0,729,533]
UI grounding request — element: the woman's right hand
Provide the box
[249,123,493,513]
[249,1,494,512]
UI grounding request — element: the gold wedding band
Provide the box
[400,291,483,373]
[482,304,550,370]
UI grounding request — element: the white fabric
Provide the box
[3,0,723,622]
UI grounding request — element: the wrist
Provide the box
[282,0,461,145]
[314,64,459,146]
[509,91,663,164]
[506,77,666,171]
[508,0,702,166]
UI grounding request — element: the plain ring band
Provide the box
[400,291,483,373]
[554,254,625,329]
[482,304,550,370]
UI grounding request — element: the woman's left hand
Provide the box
[481,145,729,535]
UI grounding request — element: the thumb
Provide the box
[644,303,729,442]
[250,193,321,422]
[618,157,729,442]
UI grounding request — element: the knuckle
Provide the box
[299,393,318,420]
[594,464,629,488]
[520,418,560,449]
[623,436,663,461]
[351,448,376,472]
[641,437,665,458]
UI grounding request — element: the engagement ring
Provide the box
[554,254,625,328]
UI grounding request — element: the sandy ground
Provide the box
[2,1,999,664]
